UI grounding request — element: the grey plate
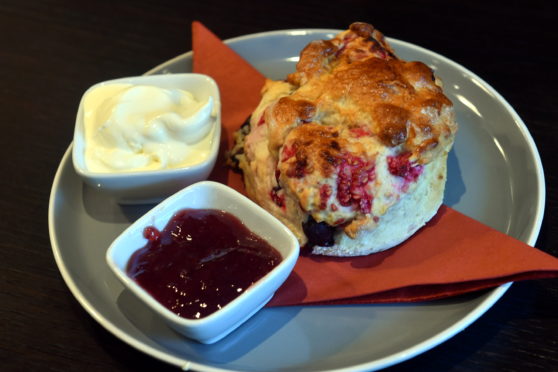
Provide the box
[49,29,545,371]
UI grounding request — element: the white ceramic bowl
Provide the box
[106,181,300,344]
[72,73,221,204]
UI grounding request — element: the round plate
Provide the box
[49,29,545,371]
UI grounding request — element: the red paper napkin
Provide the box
[191,21,558,306]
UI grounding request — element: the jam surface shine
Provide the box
[126,208,281,319]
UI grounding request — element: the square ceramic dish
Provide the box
[72,73,221,204]
[105,181,300,344]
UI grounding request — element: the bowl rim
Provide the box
[105,181,300,327]
[72,73,221,178]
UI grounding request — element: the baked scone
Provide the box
[230,22,458,256]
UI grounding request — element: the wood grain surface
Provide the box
[1,0,557,371]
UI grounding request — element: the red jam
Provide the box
[126,209,282,320]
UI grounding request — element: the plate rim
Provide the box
[49,28,545,371]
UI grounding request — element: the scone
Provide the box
[230,22,458,256]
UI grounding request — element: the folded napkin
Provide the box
[192,21,558,306]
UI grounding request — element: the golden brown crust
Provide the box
[289,57,453,161]
[234,22,458,255]
[286,40,337,86]
[372,103,410,146]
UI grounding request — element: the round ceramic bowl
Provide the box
[72,73,221,204]
[105,181,300,344]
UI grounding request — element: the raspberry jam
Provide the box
[126,209,282,320]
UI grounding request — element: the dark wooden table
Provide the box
[2,0,557,370]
